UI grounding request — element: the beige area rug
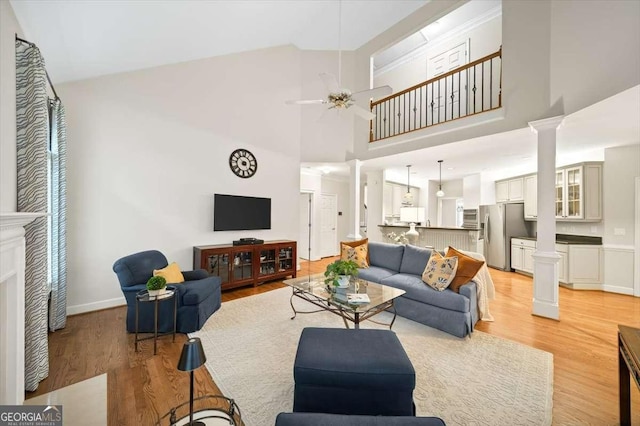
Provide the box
[191,288,553,426]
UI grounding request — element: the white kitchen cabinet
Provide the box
[568,245,603,286]
[511,242,523,271]
[510,239,602,288]
[496,177,524,203]
[384,182,421,218]
[496,181,509,203]
[511,238,535,273]
[555,163,602,221]
[556,244,568,283]
[391,184,403,217]
[524,174,537,220]
[383,183,393,218]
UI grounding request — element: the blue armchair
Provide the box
[113,250,221,333]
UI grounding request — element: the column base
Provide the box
[532,250,561,320]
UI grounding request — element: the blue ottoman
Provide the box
[293,327,416,416]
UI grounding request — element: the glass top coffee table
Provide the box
[283,274,405,330]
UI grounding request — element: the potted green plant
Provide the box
[324,259,359,288]
[146,276,167,297]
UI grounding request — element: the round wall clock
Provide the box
[229,149,258,178]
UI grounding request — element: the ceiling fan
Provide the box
[286,1,392,120]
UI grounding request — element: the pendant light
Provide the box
[436,160,445,198]
[402,165,414,206]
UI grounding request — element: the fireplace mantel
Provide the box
[0,212,46,404]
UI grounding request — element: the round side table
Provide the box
[135,285,177,355]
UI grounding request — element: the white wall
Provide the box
[365,170,384,242]
[299,50,356,162]
[602,144,640,294]
[59,46,302,313]
[375,14,502,91]
[604,144,640,246]
[300,170,322,261]
[321,176,350,244]
[462,174,481,209]
[0,2,23,212]
[550,0,640,115]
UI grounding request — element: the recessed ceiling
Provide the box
[10,0,428,83]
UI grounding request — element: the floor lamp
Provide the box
[178,337,207,426]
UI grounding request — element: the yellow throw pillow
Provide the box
[422,251,458,291]
[445,247,485,293]
[153,262,185,284]
[340,238,369,268]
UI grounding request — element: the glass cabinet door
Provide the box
[278,245,294,272]
[232,249,253,281]
[565,167,582,218]
[555,171,564,218]
[207,253,229,284]
[258,248,276,276]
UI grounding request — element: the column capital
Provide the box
[346,159,363,168]
[528,115,565,133]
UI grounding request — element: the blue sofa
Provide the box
[357,242,478,338]
[113,250,222,333]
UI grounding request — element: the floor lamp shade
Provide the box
[178,337,207,371]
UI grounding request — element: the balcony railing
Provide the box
[370,48,502,142]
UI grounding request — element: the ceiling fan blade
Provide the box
[285,99,326,105]
[319,73,340,93]
[351,105,376,120]
[352,85,393,102]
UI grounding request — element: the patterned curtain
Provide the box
[16,40,50,391]
[49,99,67,332]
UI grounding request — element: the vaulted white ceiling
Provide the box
[10,0,428,83]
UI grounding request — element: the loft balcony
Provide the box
[369,48,502,143]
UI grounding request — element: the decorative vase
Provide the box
[148,288,166,297]
[336,275,350,288]
[406,223,419,245]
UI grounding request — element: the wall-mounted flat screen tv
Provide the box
[214,194,271,231]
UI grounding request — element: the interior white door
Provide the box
[298,193,311,260]
[427,40,469,122]
[320,194,338,257]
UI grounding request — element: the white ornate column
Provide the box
[0,212,43,404]
[528,116,564,320]
[346,159,362,240]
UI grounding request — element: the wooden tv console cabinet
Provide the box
[193,240,297,291]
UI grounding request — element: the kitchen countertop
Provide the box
[379,224,481,231]
[512,234,602,245]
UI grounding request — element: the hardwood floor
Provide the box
[27,258,640,425]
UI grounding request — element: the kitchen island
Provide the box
[379,224,481,252]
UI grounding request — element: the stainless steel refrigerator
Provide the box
[479,203,530,271]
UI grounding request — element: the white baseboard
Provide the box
[532,299,559,320]
[602,285,635,296]
[67,296,126,316]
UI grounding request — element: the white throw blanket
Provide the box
[448,248,496,321]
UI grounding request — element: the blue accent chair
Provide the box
[113,250,221,334]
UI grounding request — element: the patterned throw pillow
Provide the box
[340,238,369,268]
[421,251,458,291]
